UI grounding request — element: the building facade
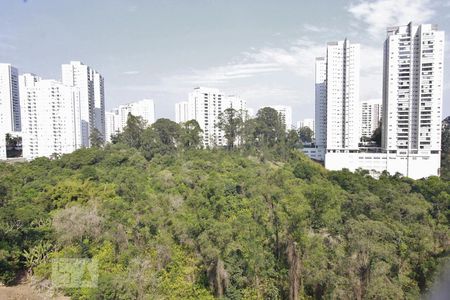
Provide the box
[175,101,189,123]
[382,23,444,153]
[361,99,382,139]
[381,23,444,177]
[310,40,360,161]
[0,64,21,159]
[188,87,226,147]
[62,61,105,146]
[321,40,361,151]
[315,57,327,149]
[0,64,21,133]
[93,72,105,138]
[20,78,80,160]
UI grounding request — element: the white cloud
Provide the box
[168,62,282,86]
[243,39,324,77]
[116,63,281,92]
[349,0,435,39]
[302,24,328,33]
[117,38,384,104]
[123,70,140,75]
[128,5,138,13]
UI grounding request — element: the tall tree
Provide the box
[180,120,203,150]
[140,118,181,159]
[115,113,146,148]
[298,127,313,144]
[286,129,301,150]
[255,107,285,148]
[217,108,243,150]
[152,118,181,148]
[241,118,258,150]
[371,122,382,147]
[89,128,104,148]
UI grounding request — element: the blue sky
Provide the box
[1,0,449,121]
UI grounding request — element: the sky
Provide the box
[1,0,450,122]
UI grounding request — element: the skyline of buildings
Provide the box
[0,22,447,179]
[309,22,445,179]
[0,61,106,160]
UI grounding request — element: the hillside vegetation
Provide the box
[1,109,449,299]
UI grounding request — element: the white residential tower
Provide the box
[361,99,382,139]
[62,61,105,146]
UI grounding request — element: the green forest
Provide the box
[0,109,449,299]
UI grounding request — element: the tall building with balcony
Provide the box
[329,40,361,150]
[188,87,226,147]
[311,40,360,161]
[382,23,444,152]
[20,78,81,160]
[381,23,444,177]
[62,61,105,146]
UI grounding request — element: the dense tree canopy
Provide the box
[0,114,449,299]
